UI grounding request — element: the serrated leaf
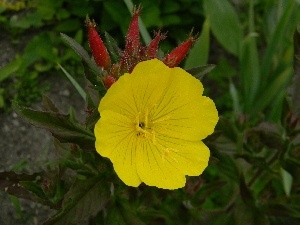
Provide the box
[13,103,95,149]
[42,176,109,225]
[186,64,215,80]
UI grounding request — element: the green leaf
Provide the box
[203,0,242,56]
[42,95,59,113]
[214,149,240,182]
[20,181,47,200]
[239,0,260,113]
[42,176,109,225]
[9,195,22,219]
[253,67,292,114]
[58,64,86,100]
[118,199,146,225]
[261,0,299,87]
[291,28,300,116]
[234,197,269,225]
[186,64,215,80]
[239,175,255,207]
[104,32,120,63]
[262,203,300,217]
[60,33,104,88]
[20,33,57,70]
[280,168,293,197]
[229,81,241,115]
[13,103,95,149]
[106,206,127,225]
[0,171,48,204]
[0,56,22,82]
[55,19,81,32]
[185,19,210,69]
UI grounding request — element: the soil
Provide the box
[0,31,86,224]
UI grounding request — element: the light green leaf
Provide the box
[184,19,210,69]
[280,168,293,197]
[0,56,22,82]
[203,0,242,56]
[239,0,260,113]
[229,81,240,115]
[261,0,299,86]
[58,64,86,100]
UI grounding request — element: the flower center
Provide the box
[138,122,145,129]
[134,109,156,143]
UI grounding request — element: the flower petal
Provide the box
[94,110,141,187]
[99,75,137,118]
[152,67,218,141]
[155,135,210,176]
[136,139,186,189]
[100,59,172,116]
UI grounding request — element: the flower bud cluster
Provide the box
[86,6,197,89]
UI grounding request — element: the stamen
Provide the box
[162,148,179,162]
[152,115,171,124]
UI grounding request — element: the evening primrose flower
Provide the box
[94,59,218,189]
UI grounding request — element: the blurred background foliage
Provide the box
[1,0,300,224]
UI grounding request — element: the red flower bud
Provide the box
[124,6,142,55]
[163,35,197,68]
[86,16,111,69]
[103,75,116,89]
[147,30,166,59]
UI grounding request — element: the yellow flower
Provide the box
[94,59,218,189]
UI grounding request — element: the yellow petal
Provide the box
[99,74,137,118]
[155,135,210,176]
[94,110,141,187]
[152,67,218,141]
[100,59,172,116]
[136,139,186,189]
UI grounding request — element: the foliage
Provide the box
[1,0,300,225]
